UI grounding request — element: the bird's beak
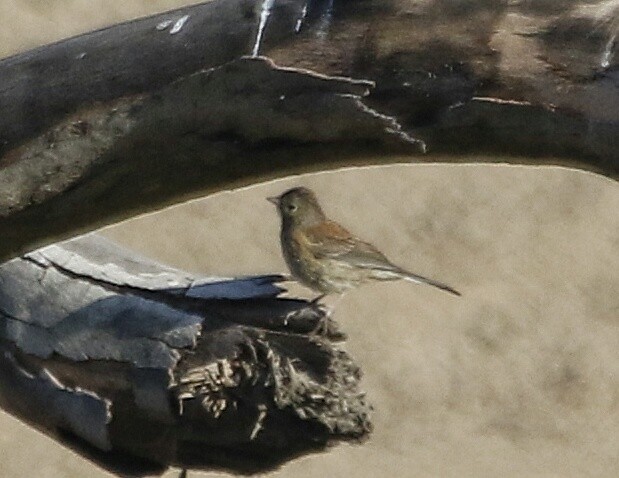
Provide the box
[266,196,279,206]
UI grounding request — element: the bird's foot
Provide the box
[312,313,330,336]
[310,306,346,341]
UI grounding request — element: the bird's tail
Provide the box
[398,269,461,296]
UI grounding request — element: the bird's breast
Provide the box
[281,228,314,276]
[280,227,361,294]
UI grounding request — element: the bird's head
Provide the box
[267,187,326,227]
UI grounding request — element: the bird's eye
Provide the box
[287,204,297,213]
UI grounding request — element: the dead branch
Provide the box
[0,235,370,476]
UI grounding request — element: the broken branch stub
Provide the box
[0,235,371,476]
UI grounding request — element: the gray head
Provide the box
[267,187,326,227]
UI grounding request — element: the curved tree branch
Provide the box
[1,0,617,262]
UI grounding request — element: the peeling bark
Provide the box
[0,235,370,476]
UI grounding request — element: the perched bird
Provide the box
[268,187,460,298]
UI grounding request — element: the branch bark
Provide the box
[1,0,617,261]
[0,54,419,262]
[0,235,370,476]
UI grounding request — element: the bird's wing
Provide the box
[302,221,461,295]
[303,221,397,270]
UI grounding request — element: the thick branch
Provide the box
[0,0,616,260]
[0,54,420,262]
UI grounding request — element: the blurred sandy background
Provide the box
[2,162,618,477]
[2,2,619,477]
[105,164,619,478]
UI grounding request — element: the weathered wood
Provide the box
[1,0,617,263]
[0,55,419,262]
[0,235,369,476]
[268,0,619,166]
[0,0,309,154]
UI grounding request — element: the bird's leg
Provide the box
[310,294,326,305]
[179,469,188,478]
[312,293,344,336]
[313,314,330,336]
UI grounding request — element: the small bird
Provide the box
[268,187,460,298]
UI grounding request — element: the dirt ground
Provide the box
[3,162,618,477]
